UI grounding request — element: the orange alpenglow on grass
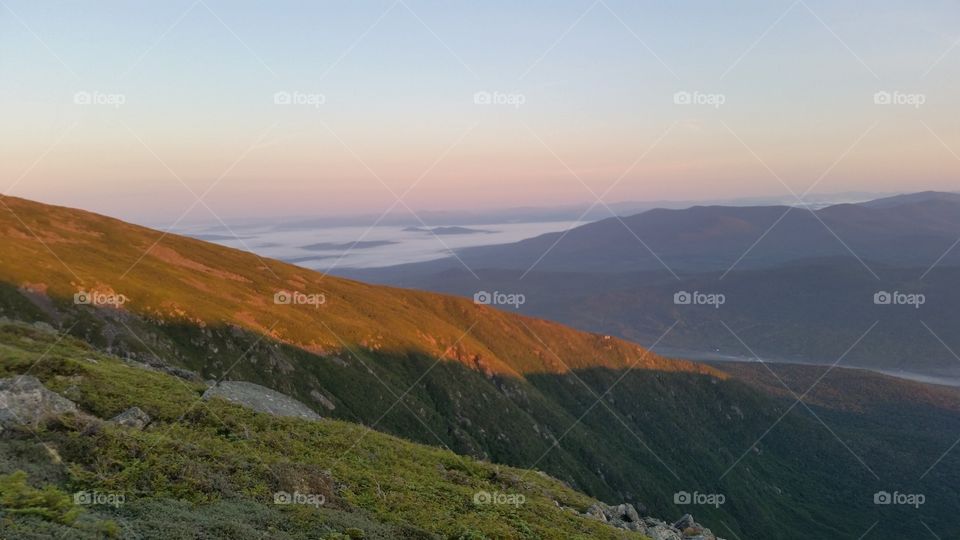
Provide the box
[0,195,723,380]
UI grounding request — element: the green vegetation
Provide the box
[0,470,80,525]
[0,322,644,539]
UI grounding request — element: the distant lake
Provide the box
[655,346,960,388]
[174,221,582,270]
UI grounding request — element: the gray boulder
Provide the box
[0,375,77,428]
[203,381,321,420]
[584,501,723,540]
[668,514,721,540]
[644,518,683,540]
[110,406,151,429]
[673,514,696,530]
[585,502,645,532]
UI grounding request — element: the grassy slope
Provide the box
[0,196,716,381]
[0,322,644,539]
[341,261,960,374]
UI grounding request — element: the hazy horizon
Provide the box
[4,0,960,225]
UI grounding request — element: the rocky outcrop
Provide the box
[583,503,722,540]
[203,381,321,420]
[585,502,644,531]
[0,375,77,428]
[110,406,151,429]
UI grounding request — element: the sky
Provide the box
[2,0,959,224]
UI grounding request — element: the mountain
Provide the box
[341,192,960,373]
[858,190,960,209]
[176,191,890,232]
[1,196,959,538]
[346,192,960,275]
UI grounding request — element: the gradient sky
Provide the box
[2,0,959,223]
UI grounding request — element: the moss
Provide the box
[0,470,79,525]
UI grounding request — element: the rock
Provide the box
[673,514,695,530]
[110,406,151,429]
[310,389,336,411]
[32,321,56,333]
[585,503,608,522]
[647,526,683,540]
[0,375,77,428]
[669,515,721,540]
[203,381,321,420]
[584,502,644,532]
[700,528,718,540]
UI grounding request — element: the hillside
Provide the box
[0,321,658,539]
[365,259,960,375]
[0,196,714,381]
[2,196,960,538]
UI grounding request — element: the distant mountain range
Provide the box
[342,192,960,375]
[348,191,960,274]
[169,190,897,231]
[2,195,959,537]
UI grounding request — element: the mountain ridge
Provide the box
[341,192,960,276]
